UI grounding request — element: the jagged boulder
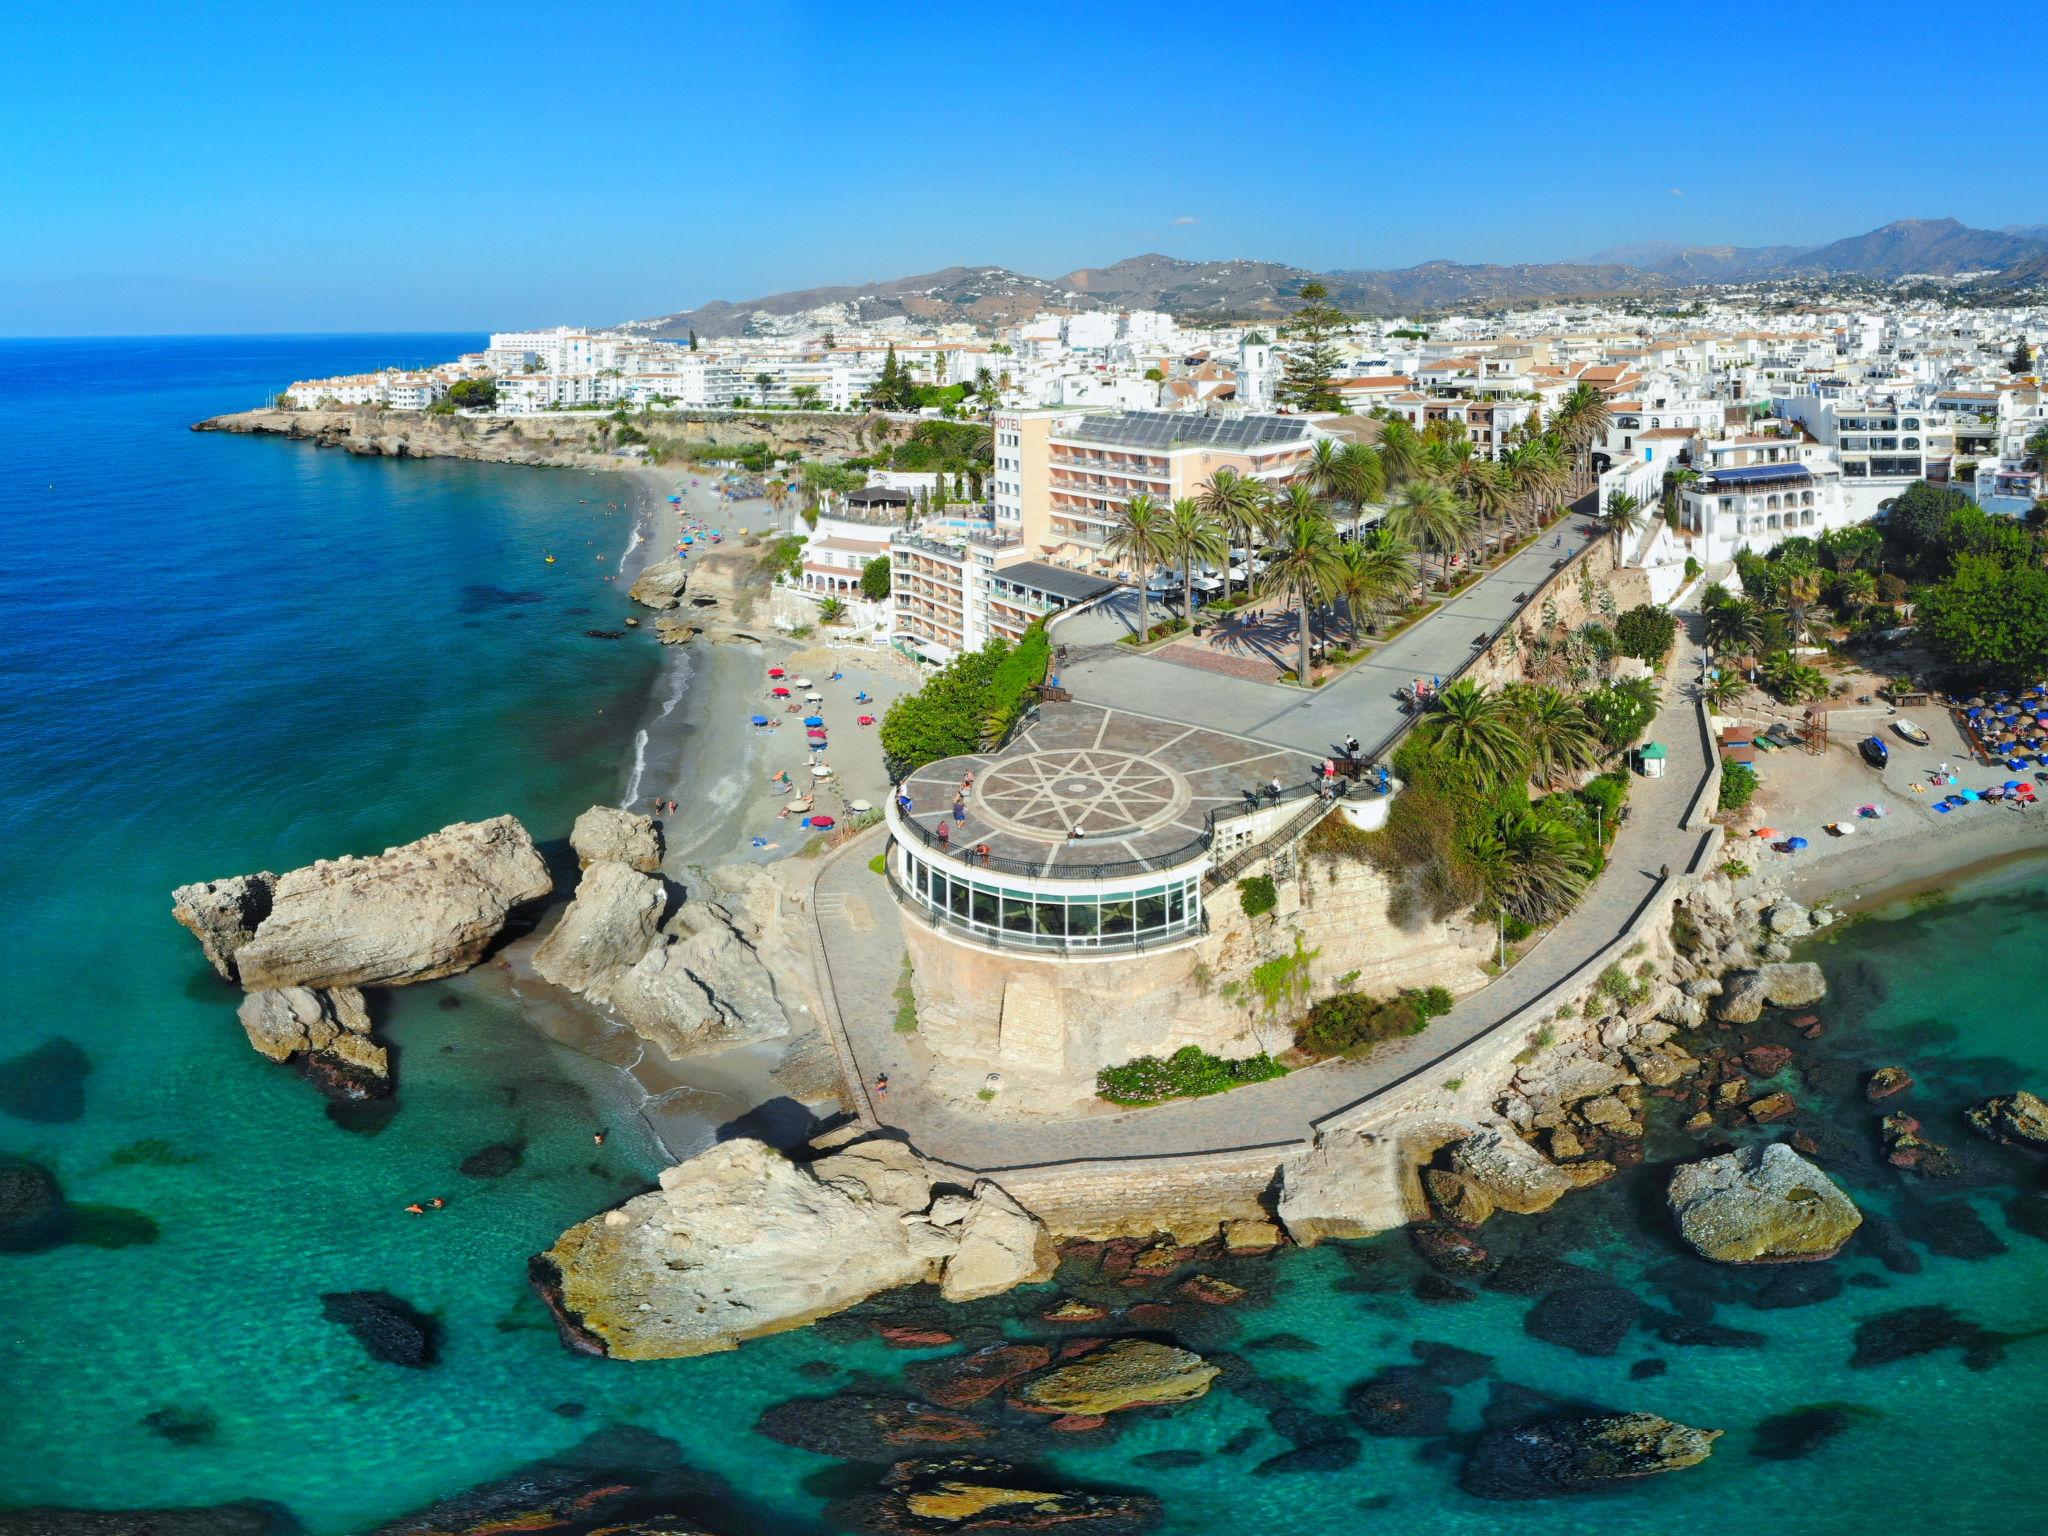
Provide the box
[939,1181,1058,1303]
[570,805,664,872]
[1667,1143,1861,1263]
[596,902,789,1059]
[1965,1090,2048,1150]
[185,817,551,991]
[1460,1412,1721,1499]
[628,556,688,610]
[534,863,666,993]
[170,873,276,982]
[833,1458,1161,1535]
[1449,1131,1574,1215]
[534,1137,938,1360]
[1763,901,1812,937]
[1713,962,1826,1022]
[236,986,386,1097]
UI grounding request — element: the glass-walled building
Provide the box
[892,834,1204,953]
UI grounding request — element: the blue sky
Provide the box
[4,0,2043,334]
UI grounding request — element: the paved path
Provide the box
[1056,507,1604,760]
[806,606,1717,1172]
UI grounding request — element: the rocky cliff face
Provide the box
[533,1135,1054,1359]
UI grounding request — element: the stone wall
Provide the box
[1464,534,1655,692]
[991,1147,1286,1240]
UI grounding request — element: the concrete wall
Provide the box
[1465,534,1655,692]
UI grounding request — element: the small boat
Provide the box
[1891,719,1931,746]
[1859,736,1890,769]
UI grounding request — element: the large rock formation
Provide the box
[1713,962,1827,1023]
[833,1458,1162,1536]
[629,556,689,610]
[1667,1143,1861,1263]
[1965,1090,2048,1150]
[570,805,664,872]
[1447,1131,1577,1215]
[181,817,552,991]
[1275,1129,1404,1245]
[939,1181,1059,1303]
[534,863,667,993]
[1460,1412,1721,1499]
[596,902,790,1058]
[1009,1339,1217,1416]
[534,1136,1054,1360]
[170,873,276,982]
[235,986,387,1098]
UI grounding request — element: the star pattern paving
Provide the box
[974,749,1187,837]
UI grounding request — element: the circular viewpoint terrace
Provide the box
[884,701,1319,954]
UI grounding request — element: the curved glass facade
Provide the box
[896,847,1204,952]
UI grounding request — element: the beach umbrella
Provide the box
[807,732,828,745]
[858,714,876,726]
[811,765,833,777]
[794,676,813,687]
[805,691,823,702]
[768,667,785,678]
[667,494,680,503]
[749,714,769,726]
[1753,827,1778,839]
[1785,836,1809,851]
[771,686,791,697]
[848,799,873,814]
[803,716,824,727]
[810,815,836,829]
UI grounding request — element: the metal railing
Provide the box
[887,863,1208,957]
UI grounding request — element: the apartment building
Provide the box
[1771,387,1954,517]
[1374,394,1534,457]
[1676,427,1853,564]
[282,369,447,410]
[889,529,1115,664]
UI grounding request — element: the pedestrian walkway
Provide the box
[804,621,1717,1173]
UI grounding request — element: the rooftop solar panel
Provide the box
[1066,412,1307,450]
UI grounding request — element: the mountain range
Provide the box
[628,218,2048,338]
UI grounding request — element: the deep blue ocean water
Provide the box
[1,337,2045,1534]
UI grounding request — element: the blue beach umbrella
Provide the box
[804,716,825,727]
[750,714,769,726]
[667,494,680,503]
[1785,836,1809,850]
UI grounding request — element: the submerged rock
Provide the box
[1524,1283,1641,1357]
[0,1156,69,1253]
[1666,1143,1862,1263]
[1010,1340,1217,1417]
[755,1393,995,1461]
[0,1037,91,1123]
[570,804,665,872]
[1965,1090,2048,1150]
[0,1503,300,1535]
[832,1457,1162,1535]
[1751,1403,1863,1460]
[1345,1368,1452,1437]
[179,817,551,991]
[321,1290,440,1368]
[1865,1066,1914,1101]
[535,1136,944,1360]
[1460,1412,1721,1499]
[236,986,387,1099]
[1848,1304,2002,1370]
[458,1139,526,1179]
[907,1343,1052,1409]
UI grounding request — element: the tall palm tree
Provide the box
[1257,492,1344,680]
[1197,467,1268,607]
[1104,493,1175,644]
[1466,807,1594,924]
[1778,569,1823,643]
[1511,684,1602,788]
[1433,437,1512,554]
[1331,528,1418,640]
[1703,593,1762,655]
[1375,415,1424,492]
[1164,496,1228,624]
[1385,480,1475,592]
[1423,679,1529,787]
[1499,438,1565,537]
[1600,488,1652,564]
[1333,440,1387,534]
[1663,464,1701,525]
[1554,383,1613,496]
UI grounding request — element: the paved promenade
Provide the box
[804,604,1717,1173]
[1055,508,1604,759]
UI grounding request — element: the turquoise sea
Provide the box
[2,337,2045,1534]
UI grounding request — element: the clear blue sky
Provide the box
[5,0,2043,335]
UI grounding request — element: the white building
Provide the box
[1771,387,1954,517]
[1676,429,1854,565]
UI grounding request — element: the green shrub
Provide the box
[1298,989,1442,1059]
[1237,874,1278,919]
[1615,604,1678,663]
[1719,761,1759,813]
[1096,1045,1288,1105]
[1719,858,1751,879]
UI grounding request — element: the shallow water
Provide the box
[3,338,2046,1532]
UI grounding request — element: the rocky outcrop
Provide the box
[597,901,790,1059]
[235,986,387,1098]
[1667,1143,1861,1263]
[170,873,275,982]
[1965,1090,2048,1150]
[1275,1128,1404,1245]
[535,1136,1055,1359]
[320,1290,439,1368]
[629,556,689,610]
[654,615,700,645]
[1713,962,1826,1023]
[1460,1412,1720,1499]
[940,1181,1059,1303]
[534,863,667,993]
[1448,1131,1576,1215]
[570,805,664,872]
[1009,1340,1217,1416]
[184,817,551,992]
[833,1458,1162,1535]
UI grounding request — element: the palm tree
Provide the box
[1703,592,1761,655]
[1375,415,1424,491]
[1512,685,1603,787]
[1333,441,1387,533]
[1500,438,1568,537]
[1663,464,1701,524]
[1164,496,1228,625]
[1600,488,1652,564]
[1778,569,1823,643]
[1702,670,1748,711]
[1104,493,1175,644]
[1385,480,1475,592]
[1258,492,1345,680]
[1832,568,1878,617]
[1553,383,1613,496]
[1197,467,1268,607]
[1331,528,1417,640]
[2027,425,2048,471]
[1422,679,1529,787]
[1433,438,1512,554]
[1467,807,1594,924]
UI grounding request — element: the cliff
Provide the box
[192,406,872,468]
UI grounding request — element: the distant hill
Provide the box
[628,217,2048,337]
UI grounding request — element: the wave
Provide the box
[619,651,694,808]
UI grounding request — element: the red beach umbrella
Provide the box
[771,686,791,697]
